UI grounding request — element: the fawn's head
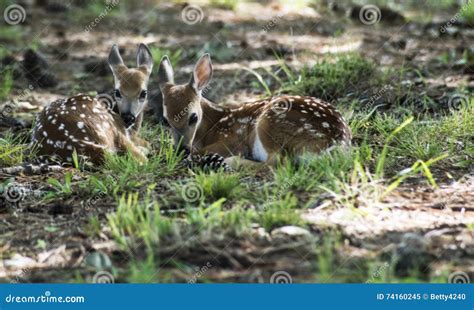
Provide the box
[108,43,153,128]
[158,54,212,152]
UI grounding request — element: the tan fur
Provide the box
[159,54,351,168]
[163,90,351,165]
[117,67,147,97]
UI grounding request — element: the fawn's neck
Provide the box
[194,97,265,150]
[194,98,228,148]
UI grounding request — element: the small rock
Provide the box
[48,203,73,216]
[394,233,432,278]
[84,251,113,270]
[271,225,311,238]
[3,254,36,269]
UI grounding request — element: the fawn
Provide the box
[31,44,153,165]
[157,54,352,168]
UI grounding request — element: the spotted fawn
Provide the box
[157,54,352,168]
[31,44,153,165]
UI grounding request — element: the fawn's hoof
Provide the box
[183,153,232,172]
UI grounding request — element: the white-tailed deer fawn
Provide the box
[158,54,351,168]
[31,44,153,165]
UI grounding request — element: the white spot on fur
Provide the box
[322,122,330,128]
[77,122,84,129]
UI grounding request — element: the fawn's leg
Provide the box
[223,154,278,170]
[116,132,148,164]
[199,142,277,170]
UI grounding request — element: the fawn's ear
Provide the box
[190,53,212,92]
[158,55,174,88]
[108,44,126,78]
[137,43,153,76]
[108,44,124,68]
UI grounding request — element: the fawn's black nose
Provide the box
[122,113,136,128]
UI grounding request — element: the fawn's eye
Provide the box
[139,90,147,100]
[189,113,198,125]
[114,89,122,99]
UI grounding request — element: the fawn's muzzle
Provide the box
[122,113,136,128]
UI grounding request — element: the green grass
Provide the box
[461,0,474,24]
[279,53,382,102]
[0,69,13,101]
[0,132,27,166]
[193,171,243,202]
[150,47,182,69]
[209,0,238,10]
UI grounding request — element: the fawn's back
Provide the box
[211,95,352,160]
[31,95,126,164]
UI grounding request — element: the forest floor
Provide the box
[0,0,473,283]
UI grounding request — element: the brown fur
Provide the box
[31,95,147,165]
[159,54,351,168]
